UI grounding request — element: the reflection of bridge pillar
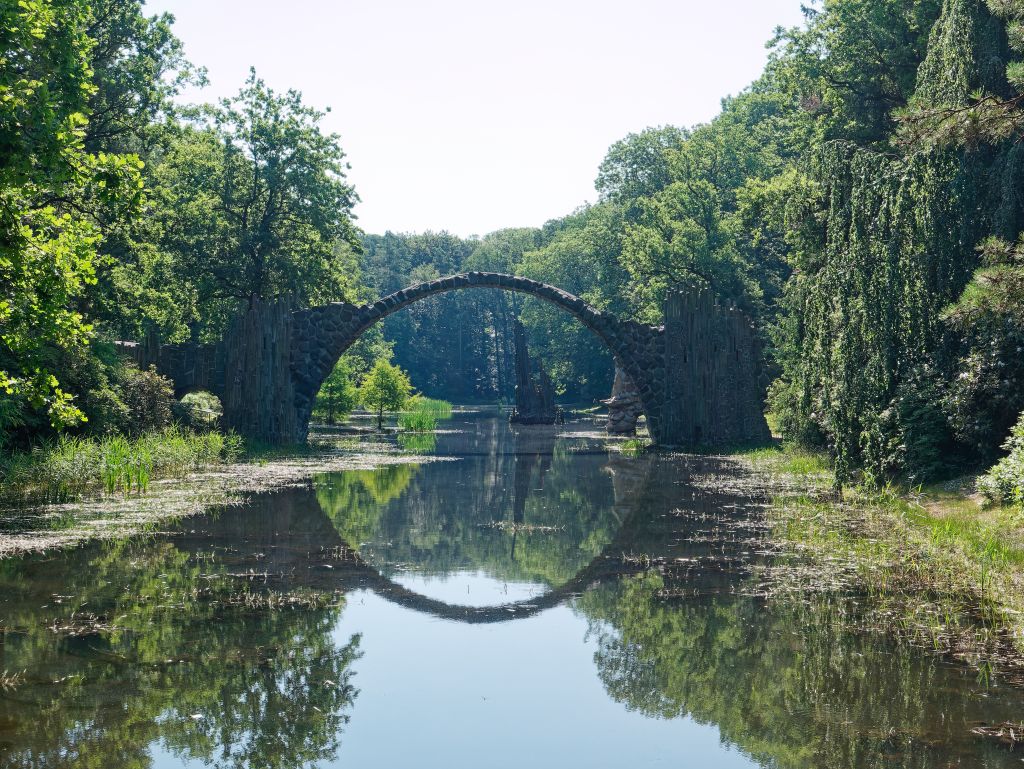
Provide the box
[604,452,653,524]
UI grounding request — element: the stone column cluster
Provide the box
[603,366,644,435]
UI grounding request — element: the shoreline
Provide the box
[0,439,450,558]
[734,445,1024,671]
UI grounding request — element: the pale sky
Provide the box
[146,0,807,237]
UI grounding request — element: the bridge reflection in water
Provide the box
[197,415,766,625]
[1,414,1023,769]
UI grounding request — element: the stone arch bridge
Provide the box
[123,272,769,449]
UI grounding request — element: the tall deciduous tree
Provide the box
[157,70,359,331]
[595,126,688,204]
[84,0,203,155]
[1,0,143,435]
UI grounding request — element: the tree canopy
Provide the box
[5,0,1024,488]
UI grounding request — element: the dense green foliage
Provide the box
[767,0,1024,482]
[1,0,144,433]
[6,0,1024,486]
[1,0,359,448]
[979,410,1024,505]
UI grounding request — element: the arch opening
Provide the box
[291,273,661,441]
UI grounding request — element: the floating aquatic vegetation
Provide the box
[481,521,565,533]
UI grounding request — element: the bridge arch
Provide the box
[289,272,663,440]
[332,539,644,624]
[136,272,770,448]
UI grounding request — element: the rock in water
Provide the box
[603,366,643,435]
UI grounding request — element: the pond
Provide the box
[0,412,1022,768]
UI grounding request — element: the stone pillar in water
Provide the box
[603,366,644,435]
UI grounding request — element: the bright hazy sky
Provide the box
[146,0,807,237]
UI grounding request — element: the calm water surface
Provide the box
[1,413,1022,768]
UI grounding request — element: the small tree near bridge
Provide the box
[359,360,412,430]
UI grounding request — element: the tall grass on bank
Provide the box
[397,397,453,432]
[0,428,244,503]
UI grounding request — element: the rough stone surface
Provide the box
[603,366,643,435]
[134,272,770,449]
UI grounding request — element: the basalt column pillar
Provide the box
[222,297,301,443]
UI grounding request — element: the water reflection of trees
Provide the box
[314,443,629,587]
[0,528,361,768]
[579,573,1023,768]
[5,425,1022,769]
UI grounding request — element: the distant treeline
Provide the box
[4,0,1024,487]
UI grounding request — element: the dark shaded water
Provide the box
[1,413,1022,767]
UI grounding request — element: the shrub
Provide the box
[174,391,223,431]
[117,365,175,435]
[4,347,177,441]
[942,236,1024,461]
[861,366,953,484]
[979,411,1024,507]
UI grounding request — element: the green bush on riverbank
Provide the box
[0,429,243,502]
[979,412,1024,508]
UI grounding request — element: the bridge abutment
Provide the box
[221,297,302,443]
[657,289,771,449]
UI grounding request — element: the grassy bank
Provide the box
[0,428,244,503]
[740,446,1024,666]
